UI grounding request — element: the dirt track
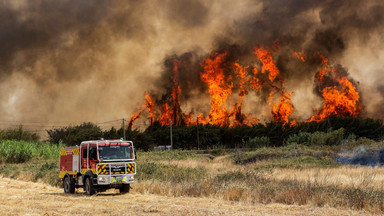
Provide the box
[0,177,375,216]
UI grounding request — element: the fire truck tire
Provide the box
[85,177,95,195]
[63,176,75,194]
[120,184,130,194]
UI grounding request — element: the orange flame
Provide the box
[248,67,263,90]
[317,52,331,83]
[144,92,156,123]
[293,51,306,62]
[200,51,233,126]
[230,62,260,126]
[234,62,248,98]
[159,103,172,126]
[171,59,183,126]
[254,45,294,124]
[196,113,208,125]
[128,111,142,129]
[307,53,361,122]
[141,60,186,126]
[254,47,279,82]
[129,46,361,129]
[271,91,294,124]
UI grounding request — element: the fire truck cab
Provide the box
[60,139,136,195]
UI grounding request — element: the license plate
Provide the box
[112,167,124,172]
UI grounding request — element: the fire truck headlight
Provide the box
[98,176,106,182]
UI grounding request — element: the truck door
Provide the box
[81,144,88,173]
[89,145,98,173]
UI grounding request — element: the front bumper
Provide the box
[97,174,135,185]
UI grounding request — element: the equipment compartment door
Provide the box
[72,154,79,172]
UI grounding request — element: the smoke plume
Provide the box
[337,146,384,166]
[1,0,384,129]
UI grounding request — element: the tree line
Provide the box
[43,116,384,151]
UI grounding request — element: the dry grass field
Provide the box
[272,166,384,190]
[168,156,384,191]
[1,144,384,215]
[134,150,384,213]
[0,176,375,216]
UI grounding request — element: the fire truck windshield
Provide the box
[98,145,132,161]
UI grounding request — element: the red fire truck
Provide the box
[59,139,136,195]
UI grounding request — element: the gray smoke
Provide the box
[0,0,384,129]
[336,146,384,166]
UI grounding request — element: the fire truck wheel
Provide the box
[119,184,130,194]
[63,176,75,194]
[85,177,95,195]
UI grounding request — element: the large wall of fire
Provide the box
[129,42,361,128]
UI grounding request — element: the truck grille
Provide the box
[97,163,135,175]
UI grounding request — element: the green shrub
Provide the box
[231,144,337,165]
[34,162,60,185]
[286,132,312,145]
[311,128,345,146]
[214,171,248,183]
[47,122,102,146]
[243,136,270,148]
[286,128,345,146]
[0,159,61,186]
[0,140,63,163]
[0,126,40,142]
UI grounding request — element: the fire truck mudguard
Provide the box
[59,140,136,195]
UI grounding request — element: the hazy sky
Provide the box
[1,0,384,131]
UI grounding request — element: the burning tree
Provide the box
[128,43,361,129]
[307,53,361,122]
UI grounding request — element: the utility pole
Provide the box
[197,117,200,150]
[170,119,173,150]
[122,118,126,140]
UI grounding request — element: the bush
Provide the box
[231,144,337,164]
[286,128,345,146]
[286,132,312,146]
[47,122,102,146]
[0,140,63,163]
[311,128,345,146]
[0,126,40,142]
[243,136,270,148]
[214,171,248,183]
